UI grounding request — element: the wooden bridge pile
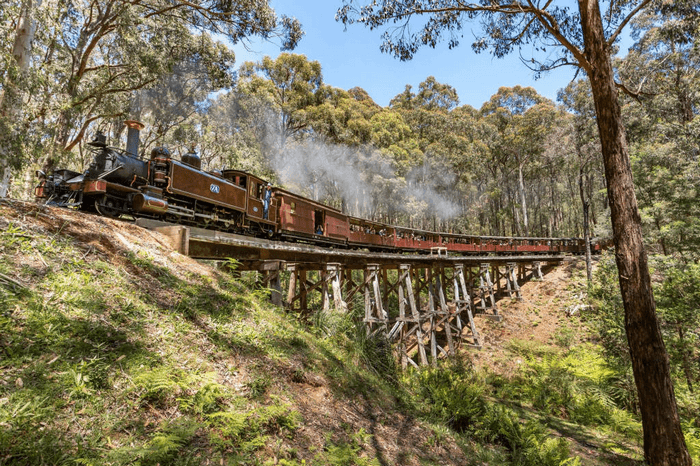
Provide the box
[278,261,546,368]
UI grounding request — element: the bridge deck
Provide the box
[136,218,567,269]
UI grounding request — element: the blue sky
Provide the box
[232,1,598,109]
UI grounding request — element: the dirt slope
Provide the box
[472,261,589,375]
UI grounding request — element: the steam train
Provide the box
[35,121,589,255]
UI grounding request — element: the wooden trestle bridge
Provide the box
[137,219,566,368]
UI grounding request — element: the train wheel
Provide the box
[95,198,121,218]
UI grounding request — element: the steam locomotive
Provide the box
[36,121,589,255]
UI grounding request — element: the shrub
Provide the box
[411,361,487,432]
[477,405,573,466]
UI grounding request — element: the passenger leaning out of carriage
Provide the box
[263,183,274,220]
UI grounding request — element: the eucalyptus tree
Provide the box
[130,35,235,155]
[619,1,700,138]
[238,53,323,149]
[0,0,302,196]
[389,77,459,148]
[480,86,556,236]
[0,0,42,197]
[368,110,413,157]
[617,2,700,258]
[51,0,299,150]
[558,79,605,280]
[337,1,691,463]
[307,85,382,146]
[388,77,481,230]
[195,87,281,179]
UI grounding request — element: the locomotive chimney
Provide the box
[124,120,145,157]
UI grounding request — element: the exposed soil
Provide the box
[472,260,590,376]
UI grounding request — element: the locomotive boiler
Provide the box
[36,121,278,234]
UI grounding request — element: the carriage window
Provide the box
[290,202,296,214]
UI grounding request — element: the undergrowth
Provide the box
[0,220,313,465]
[0,212,677,465]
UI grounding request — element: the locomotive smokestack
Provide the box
[124,120,145,157]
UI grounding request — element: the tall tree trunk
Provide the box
[517,160,529,236]
[578,1,690,464]
[583,200,592,280]
[549,170,558,234]
[579,169,593,282]
[0,0,41,197]
[654,217,669,255]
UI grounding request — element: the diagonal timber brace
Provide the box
[477,263,501,321]
[454,264,482,349]
[364,264,389,338]
[505,262,523,301]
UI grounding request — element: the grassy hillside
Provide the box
[0,199,650,465]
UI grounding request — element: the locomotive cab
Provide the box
[85,121,149,186]
[221,169,278,226]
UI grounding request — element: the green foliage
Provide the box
[0,0,302,187]
[632,144,700,256]
[410,360,487,432]
[345,323,397,381]
[66,357,110,400]
[239,53,323,143]
[228,51,598,236]
[553,326,576,348]
[4,204,676,465]
[406,359,580,466]
[208,402,301,459]
[477,405,573,466]
[682,420,700,462]
[587,253,630,367]
[522,350,619,427]
[245,374,272,399]
[505,338,559,359]
[589,253,700,421]
[133,418,202,466]
[134,368,184,407]
[316,429,380,466]
[656,259,700,391]
[180,380,228,415]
